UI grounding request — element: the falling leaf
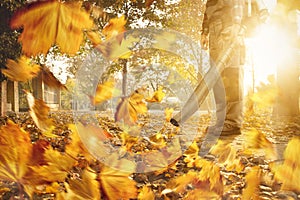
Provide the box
[0,120,32,183]
[10,0,94,56]
[96,33,138,60]
[210,140,244,173]
[242,128,277,160]
[42,67,67,90]
[86,30,102,46]
[25,91,56,137]
[2,56,40,82]
[57,168,100,200]
[271,138,300,192]
[102,15,126,41]
[146,86,166,103]
[99,164,137,200]
[89,79,115,106]
[115,91,148,125]
[242,166,261,200]
[67,123,112,161]
[165,108,174,122]
[25,147,76,184]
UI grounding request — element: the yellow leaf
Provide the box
[184,189,220,200]
[42,67,67,90]
[115,91,148,125]
[10,1,94,56]
[146,86,166,103]
[25,147,76,184]
[25,91,56,136]
[57,168,100,200]
[89,79,115,105]
[67,123,113,161]
[102,15,126,40]
[210,140,244,173]
[86,30,102,46]
[271,138,300,192]
[0,120,32,182]
[99,164,137,200]
[138,186,155,200]
[2,56,40,82]
[242,128,277,160]
[165,108,174,122]
[242,166,261,200]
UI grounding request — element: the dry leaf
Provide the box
[25,91,56,136]
[145,0,155,8]
[165,108,174,122]
[2,56,40,82]
[99,164,137,200]
[0,120,32,183]
[89,79,115,105]
[86,30,102,46]
[102,15,126,41]
[115,91,148,125]
[271,138,300,192]
[42,67,67,90]
[57,168,100,200]
[242,166,261,200]
[146,86,165,103]
[210,140,244,173]
[10,0,94,56]
[25,147,76,184]
[138,186,155,200]
[242,128,277,160]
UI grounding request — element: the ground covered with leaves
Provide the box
[0,110,300,200]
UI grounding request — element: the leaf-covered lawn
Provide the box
[0,111,299,200]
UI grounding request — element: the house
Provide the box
[0,73,61,115]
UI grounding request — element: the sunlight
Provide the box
[244,20,296,91]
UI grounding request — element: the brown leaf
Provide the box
[2,56,40,82]
[145,0,155,8]
[0,120,32,182]
[10,0,94,56]
[42,67,67,90]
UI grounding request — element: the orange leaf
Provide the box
[0,120,32,182]
[86,30,102,46]
[99,164,137,200]
[102,15,126,41]
[42,67,67,90]
[25,147,76,184]
[10,0,94,56]
[89,79,115,106]
[242,166,261,200]
[25,91,55,136]
[2,56,40,82]
[56,168,100,200]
